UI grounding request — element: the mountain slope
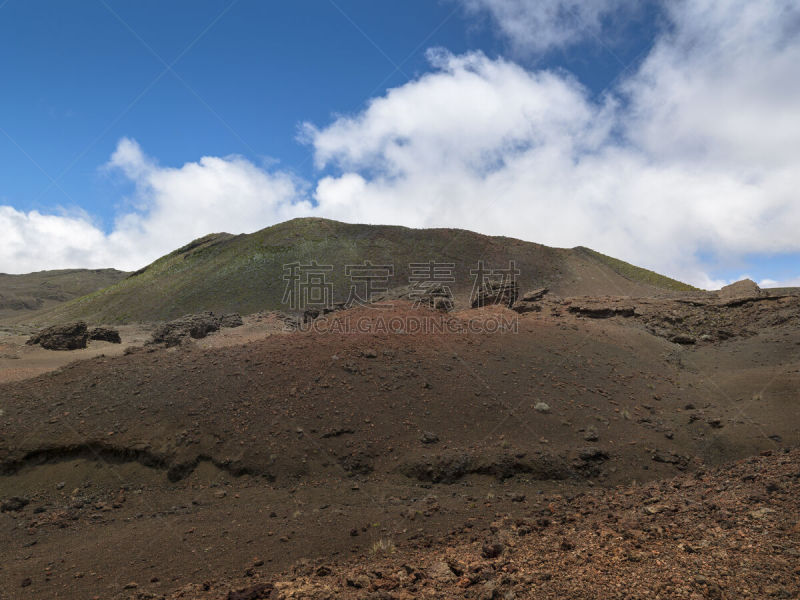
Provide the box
[34,218,696,324]
[0,268,128,321]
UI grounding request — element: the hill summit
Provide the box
[34,218,696,324]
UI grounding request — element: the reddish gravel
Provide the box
[183,448,800,600]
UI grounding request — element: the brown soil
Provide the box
[176,448,800,600]
[0,297,798,599]
[0,313,291,385]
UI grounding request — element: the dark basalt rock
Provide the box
[149,312,221,347]
[220,313,244,328]
[89,327,122,344]
[26,322,89,351]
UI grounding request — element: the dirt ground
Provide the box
[0,313,291,385]
[0,296,798,599]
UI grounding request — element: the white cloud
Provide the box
[624,0,800,171]
[760,276,800,288]
[0,140,312,273]
[2,0,799,290]
[457,0,634,54]
[0,206,111,274]
[104,139,312,265]
[303,1,800,287]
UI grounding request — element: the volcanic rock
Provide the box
[226,583,273,600]
[1,496,30,512]
[220,313,244,328]
[578,447,609,462]
[481,542,504,559]
[669,333,696,345]
[413,284,454,311]
[89,327,122,344]
[521,287,548,302]
[149,312,225,347]
[26,322,89,350]
[719,279,761,299]
[420,431,439,444]
[568,304,635,319]
[471,281,519,308]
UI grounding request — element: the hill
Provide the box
[31,218,696,324]
[0,268,128,321]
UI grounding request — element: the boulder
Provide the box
[89,327,122,344]
[521,287,548,302]
[149,312,221,347]
[26,322,88,350]
[512,288,547,313]
[719,279,761,299]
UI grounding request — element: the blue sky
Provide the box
[0,0,653,218]
[1,0,799,288]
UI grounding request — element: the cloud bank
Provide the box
[1,0,799,289]
[0,140,312,273]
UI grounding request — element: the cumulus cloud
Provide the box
[457,0,634,54]
[0,206,112,274]
[624,0,800,171]
[303,0,800,287]
[103,139,312,265]
[0,140,312,273]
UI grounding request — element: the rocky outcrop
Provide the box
[148,312,243,347]
[567,303,635,319]
[89,327,122,344]
[512,287,548,313]
[471,281,519,309]
[303,303,346,324]
[388,284,453,312]
[219,313,244,328]
[413,284,454,312]
[26,322,89,350]
[719,279,761,299]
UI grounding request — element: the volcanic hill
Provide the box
[32,217,695,325]
[0,268,127,321]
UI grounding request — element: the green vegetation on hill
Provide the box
[0,268,128,320]
[574,247,699,292]
[31,219,698,324]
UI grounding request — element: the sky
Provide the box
[1,0,799,289]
